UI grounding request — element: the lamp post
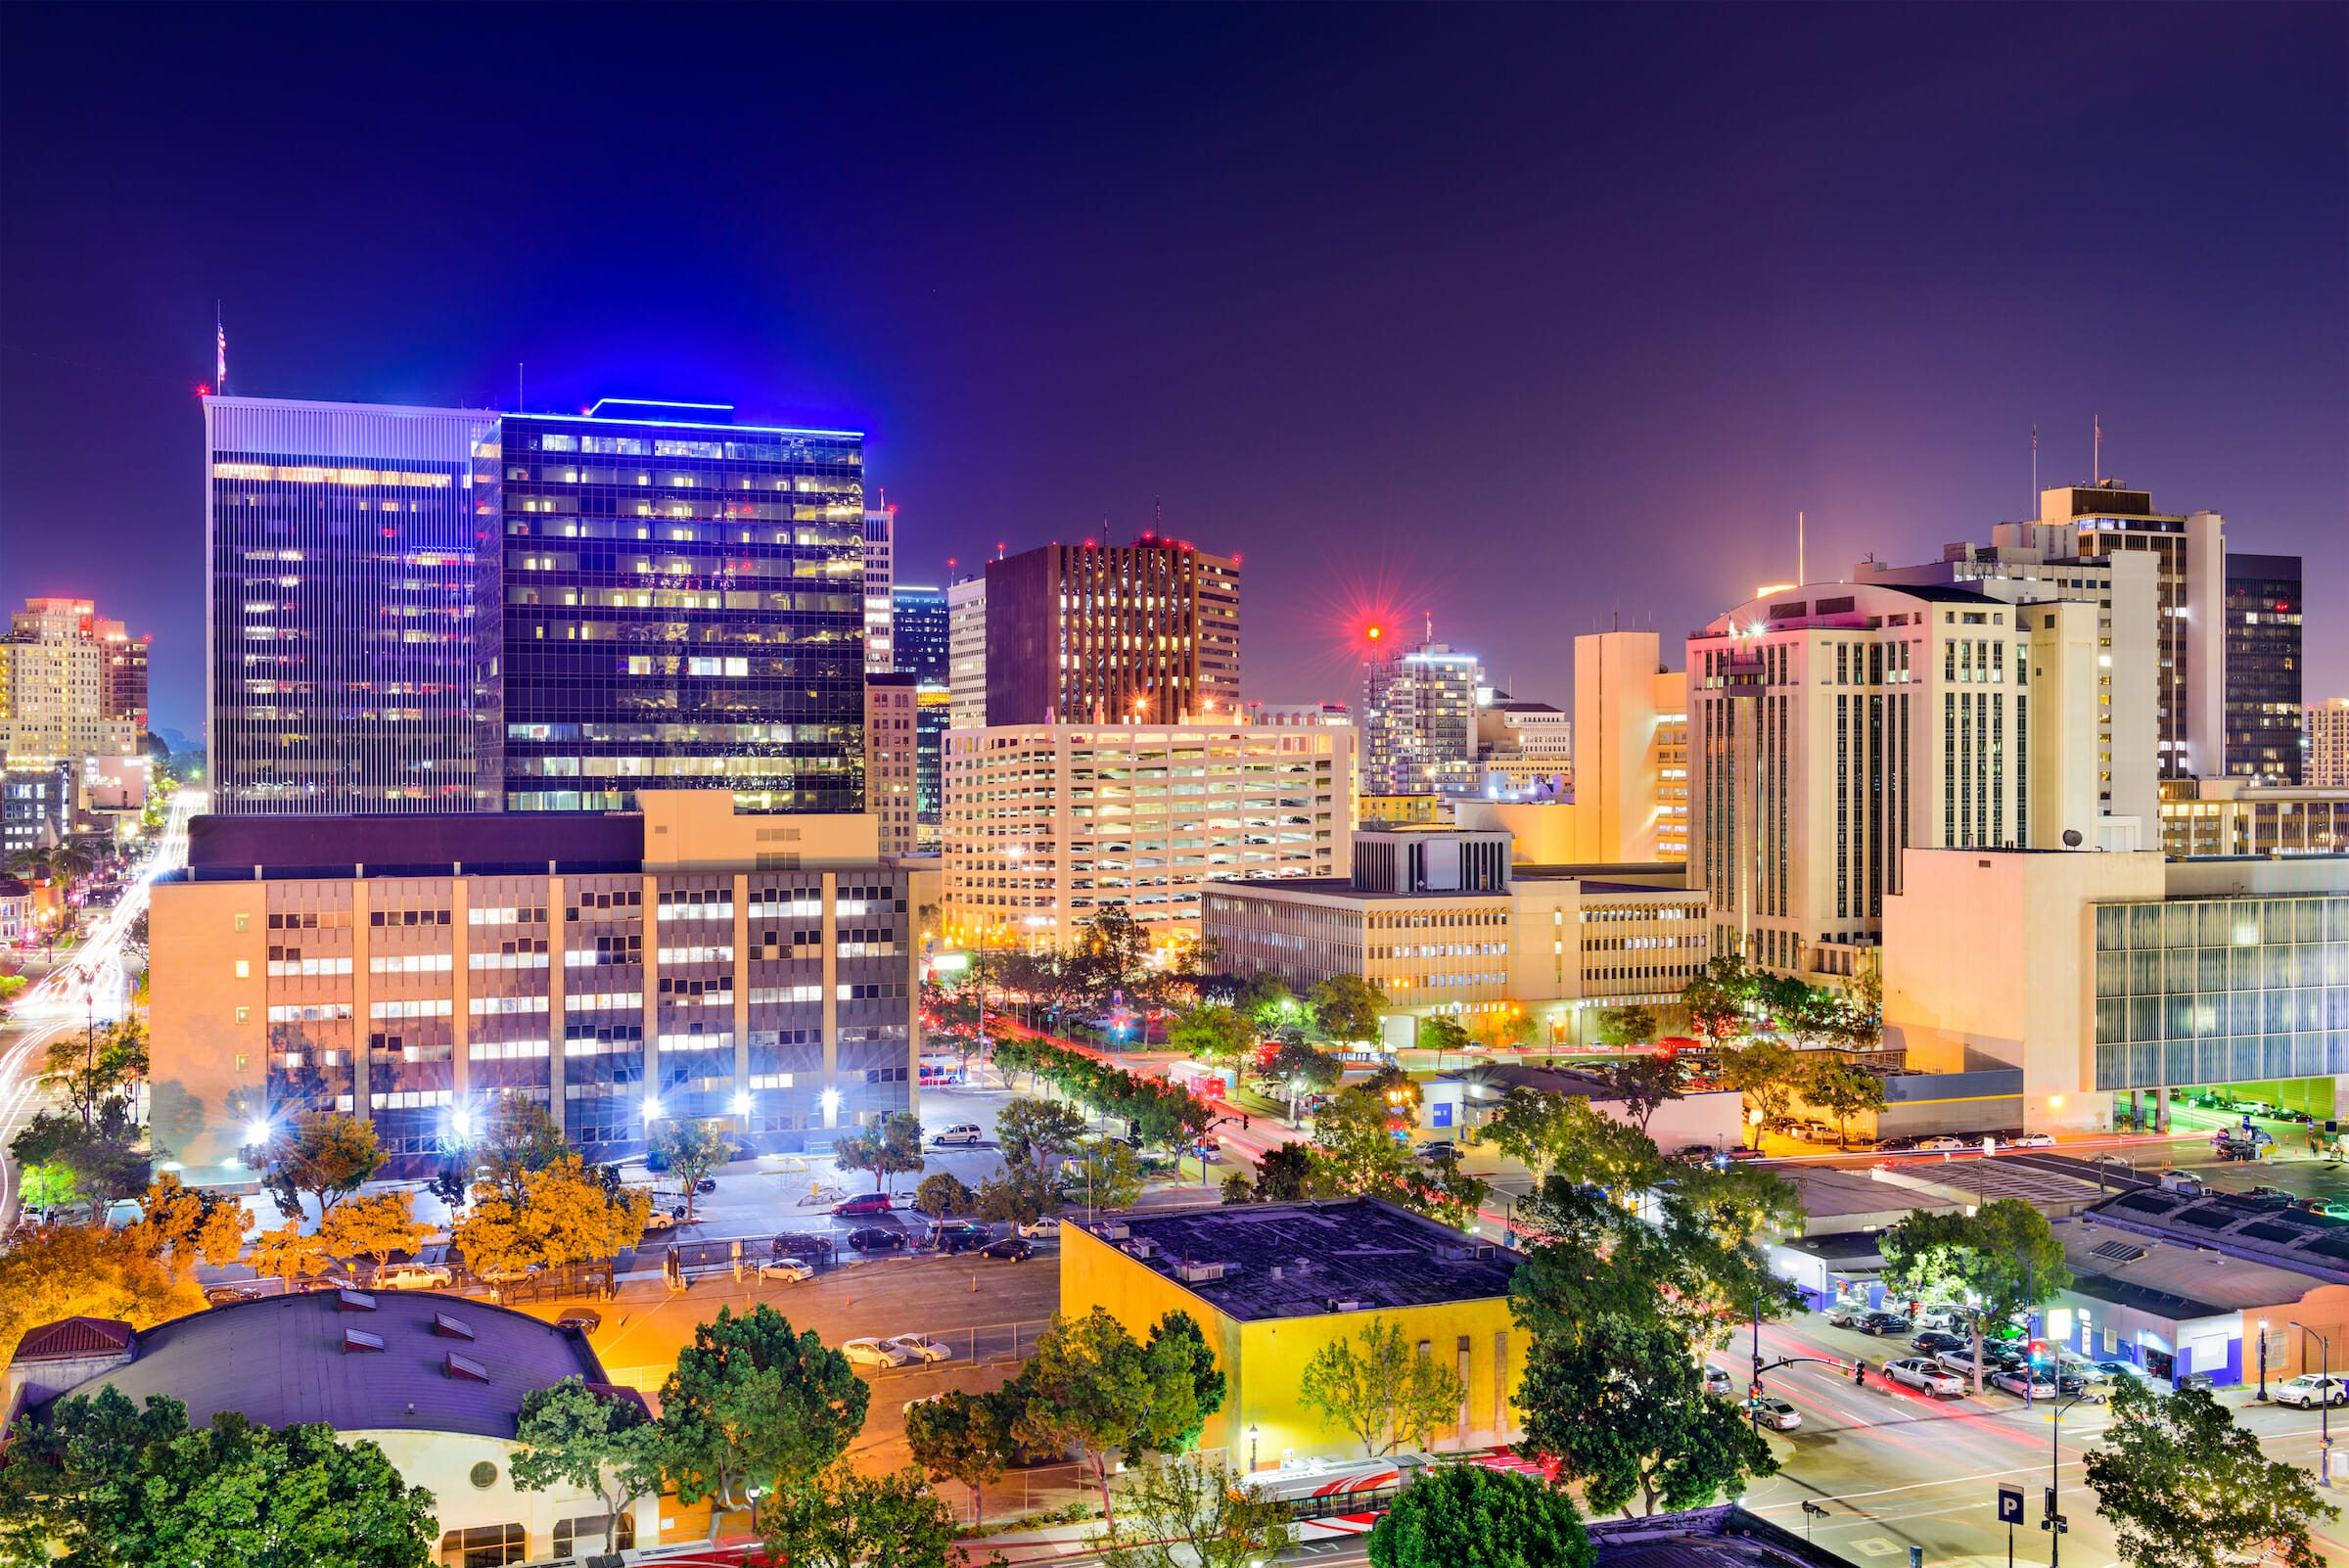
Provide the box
[2258,1318,2271,1401]
[2291,1321,2332,1487]
[1247,1423,1260,1473]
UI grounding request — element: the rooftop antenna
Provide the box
[2094,414,2101,485]
[517,362,524,413]
[1797,511,1806,585]
[1423,610,1433,643]
[214,302,226,395]
[2031,425,2039,515]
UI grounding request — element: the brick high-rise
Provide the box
[982,536,1239,725]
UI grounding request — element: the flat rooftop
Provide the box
[1081,1199,1518,1321]
[2057,1219,2329,1318]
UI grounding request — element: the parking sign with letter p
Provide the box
[1997,1486,2025,1526]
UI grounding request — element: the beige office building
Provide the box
[865,672,918,856]
[941,720,1352,953]
[2310,700,2349,789]
[1,598,141,764]
[946,576,987,730]
[2158,778,2349,858]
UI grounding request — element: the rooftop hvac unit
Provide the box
[1123,1239,1157,1259]
[1328,1298,1367,1313]
[1095,1222,1132,1240]
[1174,1262,1226,1282]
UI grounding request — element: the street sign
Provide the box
[2044,1487,2057,1519]
[1997,1487,2025,1526]
[2038,1518,2069,1534]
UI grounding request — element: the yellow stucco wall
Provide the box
[1060,1221,1524,1468]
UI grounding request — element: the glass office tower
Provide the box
[499,401,869,812]
[891,584,948,683]
[2225,553,2303,782]
[204,398,505,814]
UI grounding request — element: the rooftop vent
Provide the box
[1328,1298,1368,1313]
[1122,1239,1156,1259]
[445,1353,490,1382]
[1095,1222,1131,1241]
[342,1328,385,1354]
[1435,1241,1497,1261]
[336,1289,378,1313]
[2090,1240,2148,1266]
[1174,1262,1227,1283]
[433,1313,476,1340]
[1270,1266,1284,1281]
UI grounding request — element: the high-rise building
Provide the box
[941,719,1352,950]
[2310,699,2349,788]
[981,537,1240,725]
[914,683,949,847]
[865,672,918,856]
[1571,630,1687,861]
[205,398,505,814]
[892,584,948,684]
[1687,581,2118,980]
[2,598,143,765]
[99,622,150,740]
[1361,639,1479,796]
[863,505,895,672]
[2225,553,2302,782]
[946,576,987,731]
[499,400,868,813]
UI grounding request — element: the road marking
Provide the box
[1850,1539,1904,1556]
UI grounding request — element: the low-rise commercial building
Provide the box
[2158,777,2349,857]
[1060,1198,1525,1465]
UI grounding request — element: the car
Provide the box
[759,1259,816,1284]
[930,1124,985,1148]
[1915,1304,1966,1330]
[1017,1216,1064,1239]
[1914,1136,1968,1152]
[885,1333,954,1363]
[1884,1358,1966,1397]
[2177,1370,2218,1392]
[204,1282,265,1306]
[641,1211,678,1232]
[2276,1374,2349,1408]
[1723,1146,1766,1161]
[840,1338,913,1368]
[475,1263,544,1285]
[1187,1142,1224,1163]
[294,1272,359,1294]
[1910,1331,1966,1356]
[1859,1313,1913,1336]
[774,1232,836,1261]
[1701,1367,1735,1398]
[556,1309,603,1335]
[374,1263,454,1291]
[2004,1132,2056,1148]
[2094,1360,2150,1384]
[1676,1143,1719,1163]
[1874,1135,1917,1152]
[1825,1303,1868,1328]
[979,1236,1036,1263]
[833,1193,895,1217]
[2058,1358,2110,1384]
[929,1221,990,1253]
[1798,1124,1843,1145]
[1937,1349,1997,1378]
[1745,1396,1801,1431]
[848,1226,906,1253]
[2054,1372,2107,1403]
[1991,1367,2057,1399]
[689,1176,718,1194]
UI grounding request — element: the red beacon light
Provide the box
[1366,624,1384,641]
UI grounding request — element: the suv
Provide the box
[930,1222,990,1253]
[930,1124,985,1147]
[2277,1374,2349,1409]
[1859,1312,1913,1337]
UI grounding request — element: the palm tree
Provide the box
[47,845,94,885]
[6,847,53,882]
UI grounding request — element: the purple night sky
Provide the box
[2,5,2341,732]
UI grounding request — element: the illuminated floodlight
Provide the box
[733,1090,753,1116]
[245,1118,271,1145]
[643,1095,664,1122]
[448,1106,473,1138]
[820,1088,842,1115]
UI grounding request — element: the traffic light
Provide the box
[2027,1339,2053,1368]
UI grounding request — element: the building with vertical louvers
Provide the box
[981,537,1239,725]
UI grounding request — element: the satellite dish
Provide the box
[2062,829,2084,848]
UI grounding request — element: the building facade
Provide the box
[982,537,1241,725]
[2224,552,2303,782]
[498,400,867,814]
[146,792,916,1181]
[892,584,948,684]
[865,672,918,856]
[2157,778,2349,858]
[914,683,949,847]
[2,598,143,765]
[941,720,1351,951]
[205,398,505,815]
[863,505,895,672]
[1361,639,1479,796]
[946,576,987,731]
[1571,630,1688,861]
[2311,699,2349,789]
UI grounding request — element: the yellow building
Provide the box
[1357,792,1449,828]
[1059,1198,1525,1468]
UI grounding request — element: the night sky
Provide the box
[3,4,2341,736]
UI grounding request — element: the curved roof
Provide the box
[34,1291,605,1440]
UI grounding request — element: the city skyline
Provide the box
[2,6,2340,736]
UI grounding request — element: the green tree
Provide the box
[763,1462,959,1568]
[1234,972,1296,1033]
[1485,1091,1667,1197]
[977,1165,1062,1226]
[1878,1199,2070,1393]
[1719,1040,1801,1143]
[1836,953,1884,1047]
[656,1304,870,1519]
[646,1118,733,1221]
[995,1096,1090,1175]
[902,1388,1015,1526]
[1077,903,1151,1001]
[19,1162,76,1216]
[39,1019,148,1134]
[1252,1141,1325,1202]
[1594,1005,1659,1049]
[1218,1170,1255,1205]
[832,1110,927,1195]
[242,1112,387,1221]
[1263,1038,1343,1122]
[2086,1378,2336,1568]
[1311,975,1388,1044]
[1796,1055,1886,1148]
[1067,1139,1145,1212]
[1417,1015,1472,1064]
[1595,1055,1684,1133]
[1296,1316,1466,1456]
[473,1088,572,1202]
[509,1376,665,1549]
[1100,1453,1298,1568]
[1146,1311,1226,1451]
[1367,1463,1595,1568]
[1168,1004,1254,1069]
[912,1172,978,1218]
[1678,955,1756,1043]
[1013,1307,1203,1534]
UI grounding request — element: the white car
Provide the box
[1936,1349,1997,1378]
[885,1332,954,1364]
[759,1260,815,1285]
[2004,1132,2056,1148]
[1914,1136,1968,1152]
[1746,1396,1801,1430]
[1017,1216,1063,1239]
[2277,1374,2349,1408]
[930,1124,984,1148]
[641,1211,679,1232]
[1883,1358,1965,1397]
[374,1263,453,1291]
[1991,1367,2056,1399]
[840,1338,913,1368]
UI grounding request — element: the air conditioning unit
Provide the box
[1328,1298,1367,1313]
[1174,1262,1226,1282]
[1095,1222,1131,1240]
[1123,1239,1156,1259]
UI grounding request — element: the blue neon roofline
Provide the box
[588,398,735,416]
[524,409,863,438]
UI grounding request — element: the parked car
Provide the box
[1936,1349,1998,1378]
[2054,1372,2107,1403]
[204,1283,265,1306]
[1701,1367,1735,1398]
[2004,1132,2056,1148]
[374,1263,454,1291]
[840,1338,913,1368]
[1916,1305,1966,1331]
[1991,1367,2057,1399]
[1723,1146,1766,1161]
[475,1264,544,1285]
[1883,1358,1966,1397]
[1017,1216,1064,1239]
[1860,1313,1913,1336]
[929,1223,990,1254]
[1676,1143,1720,1164]
[641,1211,679,1233]
[848,1226,906,1253]
[774,1232,837,1261]
[979,1236,1036,1263]
[1910,1331,1966,1356]
[1188,1141,1224,1163]
[930,1124,985,1148]
[689,1176,718,1194]
[1416,1140,1460,1163]
[2177,1370,2218,1392]
[556,1309,602,1335]
[1914,1136,1969,1152]
[295,1273,360,1294]
[759,1260,816,1285]
[833,1193,895,1217]
[2276,1374,2349,1408]
[2094,1360,2151,1384]
[885,1333,954,1364]
[1825,1303,1868,1328]
[1746,1396,1802,1431]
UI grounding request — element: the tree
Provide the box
[1368,1464,1595,1568]
[1146,1311,1226,1452]
[453,1154,652,1275]
[0,1225,204,1368]
[242,1113,387,1221]
[1719,1040,1800,1143]
[1263,1038,1343,1122]
[995,1096,1089,1175]
[1067,1139,1145,1212]
[250,1222,334,1287]
[1101,1453,1298,1568]
[1311,975,1387,1044]
[832,1110,926,1195]
[1593,1005,1658,1049]
[1013,1307,1203,1534]
[1472,1010,1538,1054]
[0,1390,438,1568]
[40,1019,148,1134]
[977,1165,1062,1226]
[1234,972,1296,1034]
[1679,956,1757,1043]
[510,1376,666,1553]
[1417,1015,1472,1065]
[659,1306,868,1521]
[19,1162,77,1216]
[1076,904,1151,1001]
[1168,1005,1254,1070]
[1836,953,1884,1048]
[60,1138,152,1226]
[912,1172,978,1218]
[1253,1141,1327,1202]
[473,1089,571,1202]
[1219,1170,1255,1204]
[2086,1378,2336,1568]
[319,1190,435,1271]
[902,1388,1016,1526]
[1297,1316,1466,1457]
[646,1118,733,1221]
[128,1172,252,1271]
[1594,1055,1684,1133]
[1312,1089,1491,1228]
[762,1461,960,1568]
[1797,1055,1886,1148]
[1879,1199,2070,1393]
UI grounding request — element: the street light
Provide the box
[643,1095,664,1122]
[1247,1423,1260,1473]
[2291,1321,2332,1487]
